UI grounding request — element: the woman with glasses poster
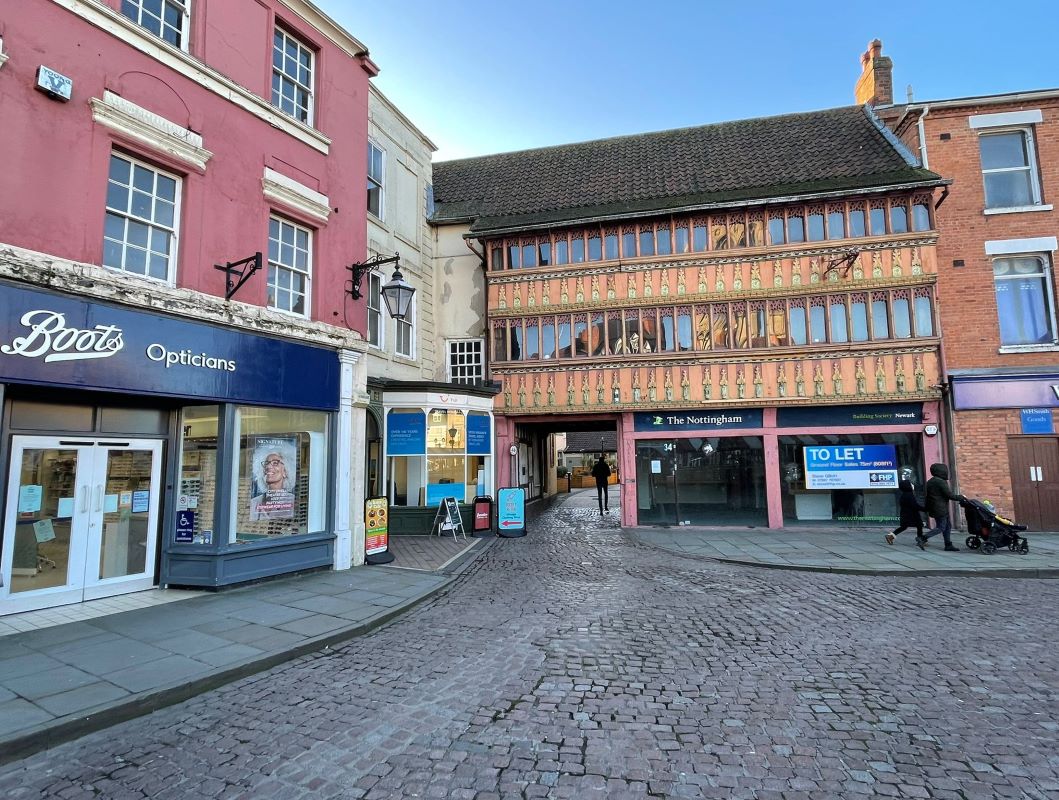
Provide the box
[249,437,298,521]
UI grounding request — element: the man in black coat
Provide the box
[919,462,965,551]
[592,455,612,515]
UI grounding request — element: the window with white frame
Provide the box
[367,272,383,348]
[368,141,384,219]
[447,339,485,384]
[980,129,1041,209]
[272,27,314,124]
[120,0,190,48]
[993,255,1057,346]
[395,296,415,358]
[268,216,311,316]
[103,153,180,282]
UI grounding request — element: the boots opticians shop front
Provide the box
[0,284,345,615]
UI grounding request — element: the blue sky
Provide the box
[321,1,1058,162]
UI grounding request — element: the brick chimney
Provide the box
[854,39,893,106]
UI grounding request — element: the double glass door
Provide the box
[2,436,163,614]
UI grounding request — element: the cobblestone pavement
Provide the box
[1,500,1058,799]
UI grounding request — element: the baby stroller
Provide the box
[962,498,1029,555]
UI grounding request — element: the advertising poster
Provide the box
[364,497,389,555]
[249,436,298,521]
[497,487,526,535]
[803,444,898,490]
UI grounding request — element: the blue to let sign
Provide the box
[803,444,898,490]
[1021,408,1055,434]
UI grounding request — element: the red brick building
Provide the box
[863,42,1059,529]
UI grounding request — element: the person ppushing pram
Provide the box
[962,498,1029,555]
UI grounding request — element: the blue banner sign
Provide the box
[803,444,897,490]
[1021,408,1055,434]
[497,487,526,533]
[466,414,491,454]
[386,411,426,455]
[633,409,763,432]
[777,403,922,428]
[0,283,339,409]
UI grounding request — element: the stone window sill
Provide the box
[998,343,1059,354]
[984,204,1053,216]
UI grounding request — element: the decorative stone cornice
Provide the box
[263,167,330,224]
[0,242,365,353]
[91,91,212,171]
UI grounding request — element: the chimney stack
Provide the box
[854,39,893,106]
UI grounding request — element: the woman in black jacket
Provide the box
[886,479,926,544]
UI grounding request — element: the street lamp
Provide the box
[347,252,416,321]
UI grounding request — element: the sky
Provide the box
[319,1,1059,163]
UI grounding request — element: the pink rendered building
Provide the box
[0,0,380,613]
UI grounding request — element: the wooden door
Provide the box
[1007,438,1042,529]
[1034,438,1059,530]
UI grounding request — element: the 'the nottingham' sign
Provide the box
[1,284,338,409]
[633,409,764,431]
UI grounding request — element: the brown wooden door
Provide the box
[1008,438,1043,530]
[1034,438,1059,530]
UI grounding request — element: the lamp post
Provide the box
[347,253,416,320]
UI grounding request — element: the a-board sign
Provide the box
[365,497,389,555]
[434,497,466,539]
[497,487,527,537]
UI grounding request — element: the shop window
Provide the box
[272,26,314,124]
[230,407,328,543]
[103,152,180,283]
[604,232,619,259]
[367,141,384,218]
[787,214,805,243]
[993,255,1057,345]
[267,215,311,316]
[849,208,866,237]
[622,231,637,258]
[121,0,189,48]
[827,211,845,239]
[178,405,219,544]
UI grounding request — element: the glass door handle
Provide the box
[94,485,103,512]
[80,485,90,513]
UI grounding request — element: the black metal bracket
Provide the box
[214,252,262,301]
[348,252,400,300]
[823,249,862,279]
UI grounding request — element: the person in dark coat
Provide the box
[886,479,925,544]
[919,462,965,551]
[591,455,612,514]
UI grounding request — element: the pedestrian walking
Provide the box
[886,479,925,544]
[918,462,965,551]
[591,454,612,514]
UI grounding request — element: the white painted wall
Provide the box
[433,222,488,378]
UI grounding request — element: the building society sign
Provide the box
[803,444,898,490]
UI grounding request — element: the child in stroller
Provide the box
[962,498,1029,555]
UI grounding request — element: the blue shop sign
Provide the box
[386,411,426,455]
[1021,408,1055,435]
[497,487,526,533]
[0,283,339,410]
[804,444,898,490]
[633,409,763,432]
[777,402,922,428]
[466,414,491,455]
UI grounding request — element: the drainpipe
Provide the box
[916,104,931,169]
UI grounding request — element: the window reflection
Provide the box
[892,296,912,338]
[830,299,848,343]
[604,233,618,259]
[849,209,866,237]
[808,214,825,241]
[870,207,886,235]
[851,300,869,341]
[890,206,908,234]
[639,228,655,257]
[827,211,845,239]
[788,215,805,243]
[622,231,636,258]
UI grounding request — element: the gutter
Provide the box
[886,86,1059,113]
[917,104,931,169]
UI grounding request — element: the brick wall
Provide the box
[951,409,1023,513]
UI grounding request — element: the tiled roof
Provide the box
[432,105,941,233]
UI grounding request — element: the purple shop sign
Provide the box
[952,376,1059,410]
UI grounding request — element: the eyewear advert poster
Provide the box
[249,436,298,521]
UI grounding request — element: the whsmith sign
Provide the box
[0,283,339,409]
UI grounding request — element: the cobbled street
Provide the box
[2,497,1058,799]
